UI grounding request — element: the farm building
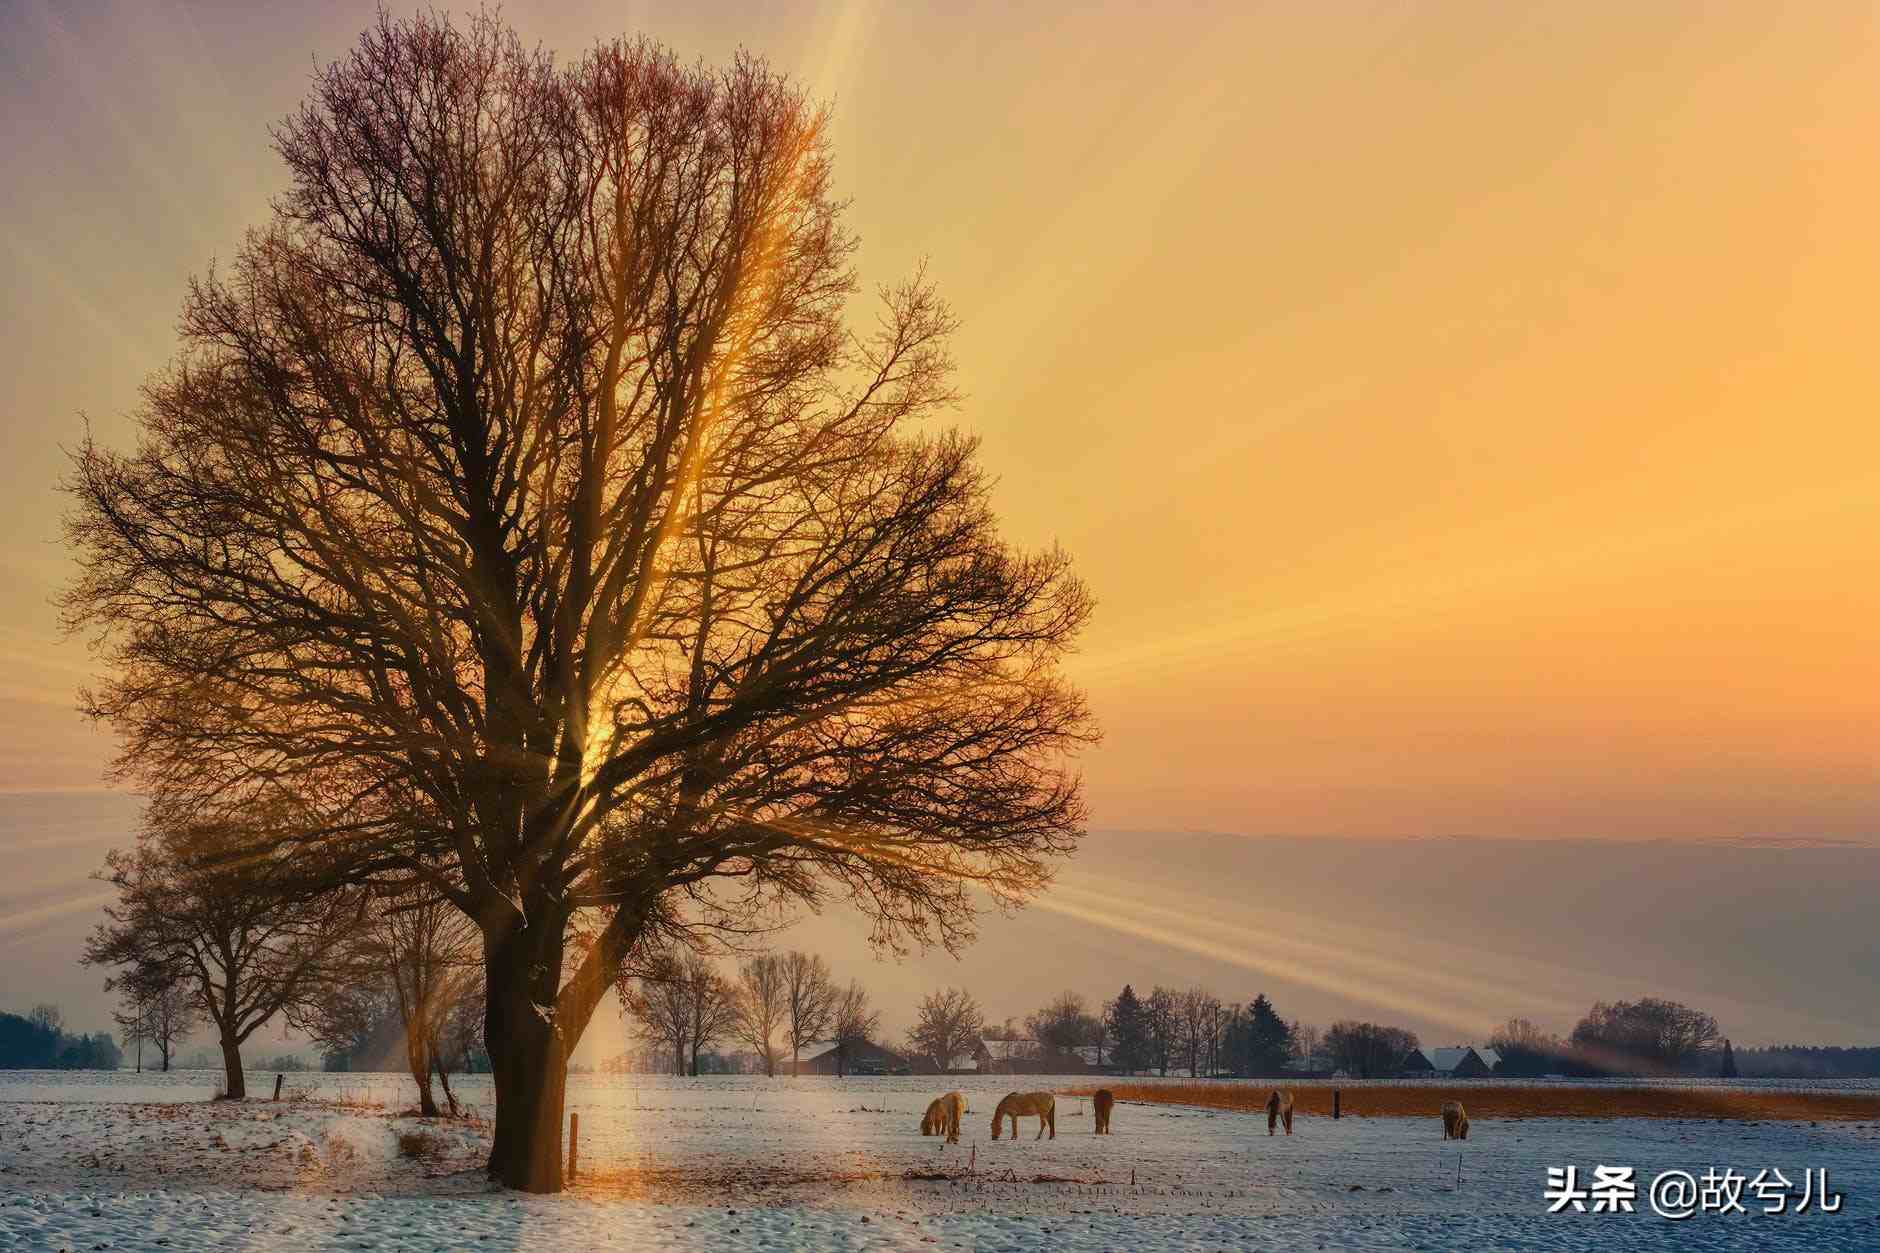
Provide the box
[940,1038,1105,1075]
[787,1039,912,1076]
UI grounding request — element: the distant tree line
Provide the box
[1099,985,1323,1077]
[621,949,882,1078]
[0,1004,122,1070]
[1728,1045,1880,1079]
[1488,1000,1734,1078]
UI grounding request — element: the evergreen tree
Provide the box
[1719,1038,1738,1079]
[1105,985,1150,1074]
[1243,994,1293,1075]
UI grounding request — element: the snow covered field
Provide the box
[3,1071,1876,1250]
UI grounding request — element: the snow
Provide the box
[2,1070,1877,1250]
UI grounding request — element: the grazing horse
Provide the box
[1265,1089,1294,1136]
[1441,1100,1469,1140]
[991,1091,1056,1140]
[1092,1088,1115,1135]
[920,1091,966,1143]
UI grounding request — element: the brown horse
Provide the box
[1441,1100,1469,1140]
[920,1091,966,1143]
[1265,1089,1294,1135]
[991,1091,1056,1140]
[1092,1088,1115,1135]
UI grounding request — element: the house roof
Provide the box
[979,1038,1041,1060]
[798,1040,840,1062]
[1423,1046,1480,1072]
[1475,1047,1501,1070]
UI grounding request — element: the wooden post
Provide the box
[568,1112,579,1183]
[1332,1088,1340,1120]
[272,1074,283,1102]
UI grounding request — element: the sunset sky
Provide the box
[4,1,1879,1049]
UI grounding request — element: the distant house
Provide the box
[789,1039,912,1076]
[1413,1045,1500,1078]
[1284,1051,1332,1075]
[959,1036,1100,1075]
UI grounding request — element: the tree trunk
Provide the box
[434,1044,461,1118]
[219,1032,245,1099]
[408,1033,440,1118]
[484,925,569,1193]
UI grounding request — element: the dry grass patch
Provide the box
[1065,1082,1880,1122]
[397,1130,440,1160]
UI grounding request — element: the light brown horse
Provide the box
[991,1091,1056,1140]
[920,1091,966,1143]
[1092,1088,1115,1135]
[1265,1089,1294,1135]
[1441,1099,1469,1140]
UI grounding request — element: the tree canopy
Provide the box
[63,10,1091,1191]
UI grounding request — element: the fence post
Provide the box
[568,1112,579,1183]
[1332,1088,1340,1120]
[273,1074,283,1102]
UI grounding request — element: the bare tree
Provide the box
[1324,1020,1421,1079]
[627,950,738,1076]
[1144,987,1179,1076]
[62,11,1092,1191]
[782,952,836,1074]
[627,950,693,1077]
[1176,987,1218,1077]
[300,890,479,1115]
[112,992,150,1073]
[683,958,740,1075]
[1025,990,1100,1059]
[111,975,195,1074]
[831,980,881,1077]
[1292,1021,1322,1070]
[82,808,363,1099]
[908,987,984,1071]
[145,979,195,1073]
[1570,999,1720,1075]
[1201,994,1227,1077]
[733,955,788,1077]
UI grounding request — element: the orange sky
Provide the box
[6,0,1880,846]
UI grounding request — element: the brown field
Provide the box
[1065,1082,1880,1122]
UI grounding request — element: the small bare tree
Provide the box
[1144,987,1179,1076]
[684,959,741,1075]
[908,987,984,1071]
[300,890,479,1115]
[733,955,788,1077]
[782,952,836,1075]
[627,950,738,1076]
[1026,990,1101,1059]
[83,803,363,1098]
[1292,1022,1322,1069]
[1176,988,1216,1077]
[112,992,150,1073]
[626,949,693,1077]
[112,977,193,1073]
[830,979,881,1077]
[146,979,195,1073]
